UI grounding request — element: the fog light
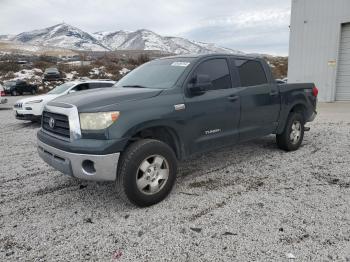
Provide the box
[82,160,96,175]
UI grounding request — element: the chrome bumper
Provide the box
[37,139,120,181]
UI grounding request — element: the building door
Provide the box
[336,23,350,101]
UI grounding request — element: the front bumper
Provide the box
[15,112,40,121]
[37,139,120,181]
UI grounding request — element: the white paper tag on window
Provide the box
[171,62,190,67]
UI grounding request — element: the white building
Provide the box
[288,0,350,101]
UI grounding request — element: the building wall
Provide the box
[288,0,350,102]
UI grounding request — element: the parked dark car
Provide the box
[37,54,318,207]
[4,80,38,96]
[43,67,62,81]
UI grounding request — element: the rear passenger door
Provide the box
[233,59,280,141]
[183,58,241,154]
[17,81,26,93]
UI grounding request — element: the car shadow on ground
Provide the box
[3,120,41,131]
[42,135,278,211]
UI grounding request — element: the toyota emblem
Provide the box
[49,117,55,128]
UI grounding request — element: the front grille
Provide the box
[14,102,23,108]
[42,111,70,139]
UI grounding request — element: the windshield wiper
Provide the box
[122,85,149,88]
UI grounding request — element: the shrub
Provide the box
[75,65,93,77]
[33,61,55,71]
[0,62,20,73]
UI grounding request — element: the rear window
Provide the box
[235,59,267,87]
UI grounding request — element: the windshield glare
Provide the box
[5,81,16,87]
[48,82,75,94]
[115,58,194,89]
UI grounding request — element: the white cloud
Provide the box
[0,0,291,55]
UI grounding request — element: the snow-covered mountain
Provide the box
[4,23,242,54]
[93,29,241,54]
[8,23,108,51]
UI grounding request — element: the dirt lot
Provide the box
[1,97,349,261]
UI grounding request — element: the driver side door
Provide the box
[183,58,241,155]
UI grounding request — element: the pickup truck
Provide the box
[37,54,318,207]
[4,80,38,96]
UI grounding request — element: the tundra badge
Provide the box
[174,104,186,111]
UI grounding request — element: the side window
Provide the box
[88,83,99,89]
[194,59,231,90]
[88,83,114,89]
[235,59,267,87]
[73,83,89,91]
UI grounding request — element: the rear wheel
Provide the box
[116,139,177,207]
[276,112,305,151]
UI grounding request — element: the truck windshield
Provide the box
[48,82,75,94]
[115,58,194,89]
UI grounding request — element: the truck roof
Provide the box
[159,53,260,60]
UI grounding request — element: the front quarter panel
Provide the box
[106,89,186,141]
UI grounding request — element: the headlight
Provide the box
[26,99,43,104]
[79,111,120,130]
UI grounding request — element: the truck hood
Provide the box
[50,87,163,111]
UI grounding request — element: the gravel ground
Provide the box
[1,97,350,261]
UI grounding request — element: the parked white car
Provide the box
[0,83,8,106]
[13,80,115,121]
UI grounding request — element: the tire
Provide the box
[116,139,177,207]
[276,112,305,151]
[31,89,36,95]
[11,90,18,96]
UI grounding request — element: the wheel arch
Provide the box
[276,101,308,134]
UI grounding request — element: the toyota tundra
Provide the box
[37,54,318,207]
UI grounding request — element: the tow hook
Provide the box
[304,126,310,131]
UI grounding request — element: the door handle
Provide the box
[270,90,278,96]
[227,95,239,102]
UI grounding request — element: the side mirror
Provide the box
[68,89,76,94]
[188,74,212,96]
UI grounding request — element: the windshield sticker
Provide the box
[171,62,190,67]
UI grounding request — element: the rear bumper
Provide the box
[37,139,120,181]
[307,111,317,122]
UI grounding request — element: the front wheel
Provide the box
[116,139,177,207]
[276,112,305,151]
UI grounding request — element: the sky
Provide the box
[0,0,292,55]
